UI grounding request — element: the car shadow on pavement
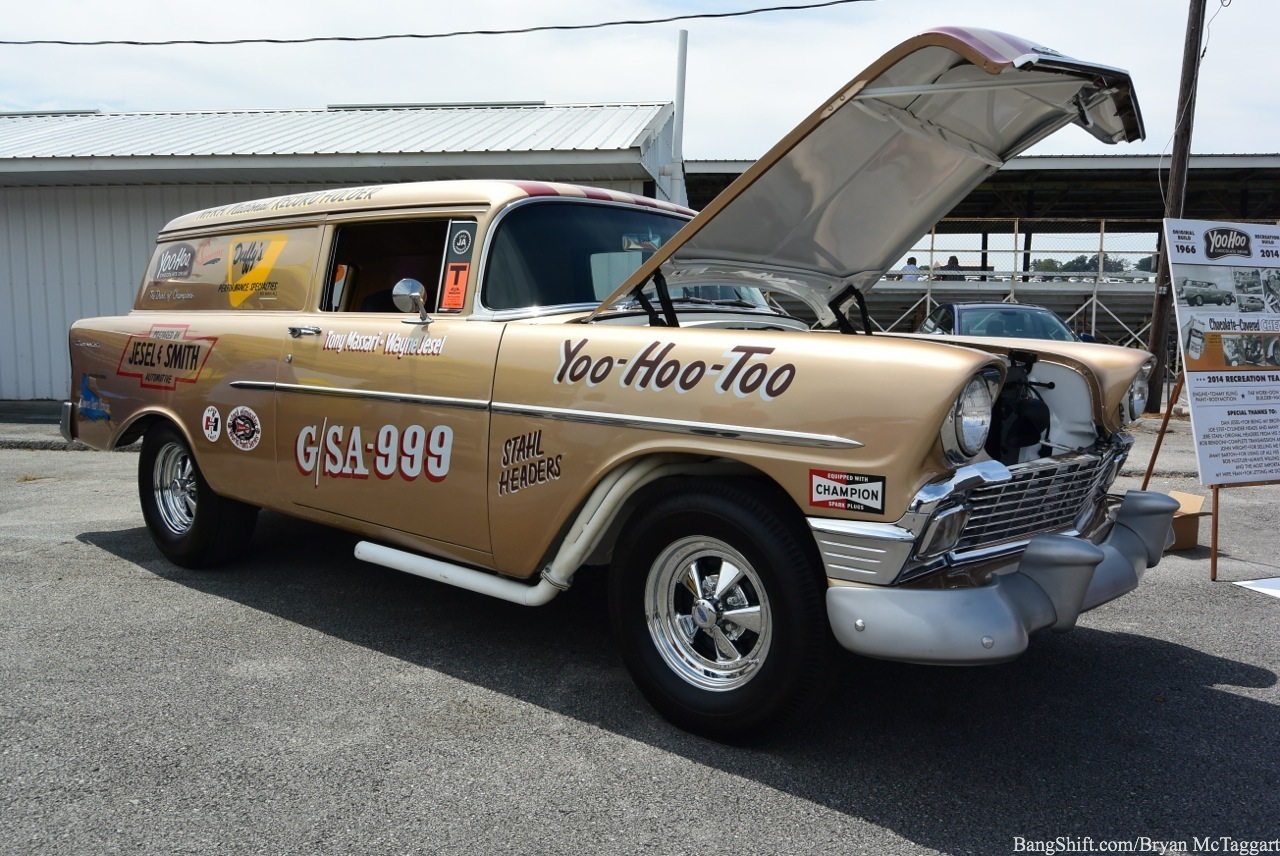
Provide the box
[80,513,1280,852]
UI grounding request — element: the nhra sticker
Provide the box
[226,406,262,451]
[809,470,885,513]
[116,324,217,391]
[201,406,222,442]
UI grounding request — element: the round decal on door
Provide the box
[201,406,222,442]
[226,406,262,451]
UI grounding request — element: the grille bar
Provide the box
[956,453,1110,551]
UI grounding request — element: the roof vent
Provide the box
[0,109,102,118]
[326,101,546,110]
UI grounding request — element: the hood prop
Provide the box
[628,269,680,328]
[829,285,874,335]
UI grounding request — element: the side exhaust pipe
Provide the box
[355,456,739,605]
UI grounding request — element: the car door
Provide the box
[273,215,499,555]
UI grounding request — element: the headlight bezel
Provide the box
[1124,359,1155,424]
[941,369,1000,464]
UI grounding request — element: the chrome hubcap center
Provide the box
[691,598,719,630]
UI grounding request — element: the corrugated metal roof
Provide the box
[685,153,1280,173]
[0,102,671,159]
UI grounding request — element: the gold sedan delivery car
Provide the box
[64,28,1177,738]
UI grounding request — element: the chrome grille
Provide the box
[955,453,1112,552]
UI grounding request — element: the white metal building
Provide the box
[0,102,680,399]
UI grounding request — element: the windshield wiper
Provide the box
[708,297,768,309]
[663,295,772,311]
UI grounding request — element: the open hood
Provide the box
[588,27,1143,324]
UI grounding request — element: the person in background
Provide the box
[901,257,920,281]
[937,255,963,281]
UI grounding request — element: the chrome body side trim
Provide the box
[807,518,917,585]
[231,380,489,411]
[491,402,862,449]
[234,381,860,449]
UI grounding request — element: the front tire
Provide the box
[608,479,833,740]
[138,422,258,568]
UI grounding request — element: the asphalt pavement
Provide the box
[1,402,1277,855]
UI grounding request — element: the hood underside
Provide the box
[589,26,1143,324]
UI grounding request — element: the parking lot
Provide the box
[2,423,1278,855]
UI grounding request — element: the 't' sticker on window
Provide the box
[442,263,469,310]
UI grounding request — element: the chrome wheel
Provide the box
[644,536,772,692]
[152,441,197,535]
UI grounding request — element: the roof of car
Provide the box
[159,179,695,236]
[944,303,1056,312]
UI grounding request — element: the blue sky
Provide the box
[1,0,1270,160]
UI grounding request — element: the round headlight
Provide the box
[1126,369,1151,423]
[952,375,996,458]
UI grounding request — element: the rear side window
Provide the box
[137,227,319,311]
[321,218,476,314]
[482,201,686,311]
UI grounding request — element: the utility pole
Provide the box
[1146,0,1208,412]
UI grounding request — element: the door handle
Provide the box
[288,325,323,338]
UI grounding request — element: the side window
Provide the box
[920,307,952,334]
[323,219,471,313]
[136,227,319,311]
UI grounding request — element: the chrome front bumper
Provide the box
[825,490,1179,665]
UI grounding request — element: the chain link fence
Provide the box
[872,218,1163,348]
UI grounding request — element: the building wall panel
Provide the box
[0,182,335,399]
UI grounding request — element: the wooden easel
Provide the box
[1141,372,1272,581]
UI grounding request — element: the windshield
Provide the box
[958,307,1077,341]
[482,201,688,311]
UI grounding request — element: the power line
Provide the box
[0,0,876,47]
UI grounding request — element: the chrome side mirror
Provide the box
[391,278,432,324]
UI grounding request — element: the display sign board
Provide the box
[1164,218,1280,485]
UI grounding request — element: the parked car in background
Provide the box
[1239,294,1265,313]
[915,303,1088,342]
[62,27,1176,739]
[1177,279,1235,306]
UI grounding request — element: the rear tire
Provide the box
[608,479,833,740]
[138,422,257,568]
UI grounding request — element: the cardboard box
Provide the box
[1167,491,1210,551]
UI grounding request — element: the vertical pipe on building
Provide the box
[1094,219,1106,337]
[668,29,689,208]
